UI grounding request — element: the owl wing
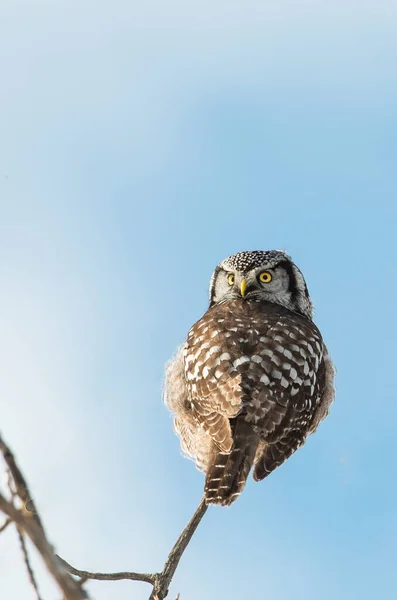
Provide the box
[184,306,251,453]
[308,345,335,433]
[252,333,335,481]
[163,345,211,472]
[189,373,243,452]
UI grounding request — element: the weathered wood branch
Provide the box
[57,497,208,599]
[56,555,156,585]
[0,434,88,600]
[0,434,209,600]
[149,497,208,600]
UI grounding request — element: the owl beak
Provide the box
[240,279,247,298]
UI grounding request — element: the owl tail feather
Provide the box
[204,418,259,506]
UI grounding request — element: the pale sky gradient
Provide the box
[1,1,397,599]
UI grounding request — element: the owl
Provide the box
[164,250,335,506]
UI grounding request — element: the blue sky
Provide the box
[1,1,397,598]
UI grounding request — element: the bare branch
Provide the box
[149,497,208,600]
[0,437,39,518]
[16,527,43,600]
[0,435,88,600]
[56,555,156,585]
[0,516,12,533]
[1,432,209,599]
[58,497,208,600]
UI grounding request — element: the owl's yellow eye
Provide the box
[258,271,272,284]
[227,273,235,286]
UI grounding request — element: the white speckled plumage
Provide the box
[164,250,335,506]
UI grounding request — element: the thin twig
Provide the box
[17,527,43,600]
[0,517,12,533]
[1,433,209,599]
[0,493,87,600]
[58,497,208,600]
[0,437,39,518]
[56,555,156,585]
[0,435,88,600]
[6,467,18,502]
[150,497,208,600]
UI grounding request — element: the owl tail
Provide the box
[204,418,259,506]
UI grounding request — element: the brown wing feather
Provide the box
[181,299,333,504]
[190,373,243,452]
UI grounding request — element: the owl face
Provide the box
[209,250,313,318]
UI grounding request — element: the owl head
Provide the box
[209,250,313,318]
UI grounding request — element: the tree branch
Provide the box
[58,497,208,600]
[0,516,12,533]
[1,433,209,599]
[0,437,39,517]
[56,555,156,585]
[0,435,88,600]
[16,526,43,600]
[149,497,208,600]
